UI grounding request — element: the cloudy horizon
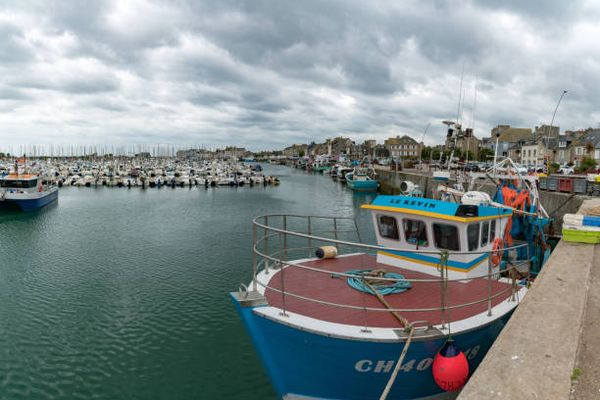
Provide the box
[1,0,599,151]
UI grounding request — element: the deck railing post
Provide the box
[333,217,339,251]
[279,259,288,317]
[439,253,447,330]
[252,222,258,291]
[283,215,288,262]
[307,216,312,257]
[264,215,270,274]
[511,267,517,302]
[353,219,363,244]
[487,252,493,316]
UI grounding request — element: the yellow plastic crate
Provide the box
[562,228,600,244]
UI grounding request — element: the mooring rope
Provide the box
[346,269,411,296]
[357,275,415,400]
[379,325,415,400]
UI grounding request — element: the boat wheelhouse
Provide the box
[364,195,512,280]
[231,192,534,400]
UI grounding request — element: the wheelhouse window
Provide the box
[481,221,490,247]
[0,179,37,188]
[403,219,428,247]
[433,223,460,251]
[377,215,399,240]
[468,223,480,251]
[490,220,496,241]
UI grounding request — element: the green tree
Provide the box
[577,157,597,173]
[420,146,433,160]
[585,142,594,157]
[479,148,494,162]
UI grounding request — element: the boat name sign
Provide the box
[389,199,437,208]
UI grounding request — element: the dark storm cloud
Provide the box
[0,0,598,149]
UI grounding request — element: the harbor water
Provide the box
[0,165,376,400]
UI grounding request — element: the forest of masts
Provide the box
[0,144,218,158]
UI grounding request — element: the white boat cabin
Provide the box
[362,195,512,280]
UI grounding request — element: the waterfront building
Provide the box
[283,144,308,158]
[384,135,423,160]
[491,125,532,143]
[569,129,600,167]
[520,139,557,166]
[534,124,560,141]
[217,146,247,160]
[489,125,534,163]
[326,137,357,157]
[443,125,480,160]
[555,135,574,165]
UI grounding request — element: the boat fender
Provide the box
[432,339,469,392]
[315,246,337,259]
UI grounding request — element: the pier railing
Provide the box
[249,214,531,331]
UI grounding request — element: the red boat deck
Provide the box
[264,254,514,328]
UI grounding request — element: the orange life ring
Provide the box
[490,238,503,267]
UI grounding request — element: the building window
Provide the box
[433,223,460,251]
[377,215,399,240]
[467,223,480,251]
[576,147,583,155]
[595,150,600,160]
[481,221,490,247]
[403,219,428,247]
[559,150,565,159]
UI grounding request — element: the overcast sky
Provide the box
[1,0,599,151]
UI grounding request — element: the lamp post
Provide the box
[545,90,568,161]
[493,132,500,175]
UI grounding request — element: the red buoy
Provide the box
[432,340,470,392]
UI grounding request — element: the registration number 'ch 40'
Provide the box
[354,345,480,374]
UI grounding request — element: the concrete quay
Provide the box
[457,198,600,400]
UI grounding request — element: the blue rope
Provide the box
[345,269,412,296]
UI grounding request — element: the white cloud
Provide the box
[0,0,598,151]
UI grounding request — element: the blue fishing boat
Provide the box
[346,167,379,191]
[232,161,550,399]
[0,162,58,211]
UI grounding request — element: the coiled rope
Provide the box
[345,269,412,296]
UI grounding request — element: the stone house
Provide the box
[384,135,423,160]
[520,139,557,166]
[570,129,600,167]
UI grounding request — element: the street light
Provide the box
[545,90,568,150]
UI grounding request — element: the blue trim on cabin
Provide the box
[380,249,489,270]
[370,195,511,217]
